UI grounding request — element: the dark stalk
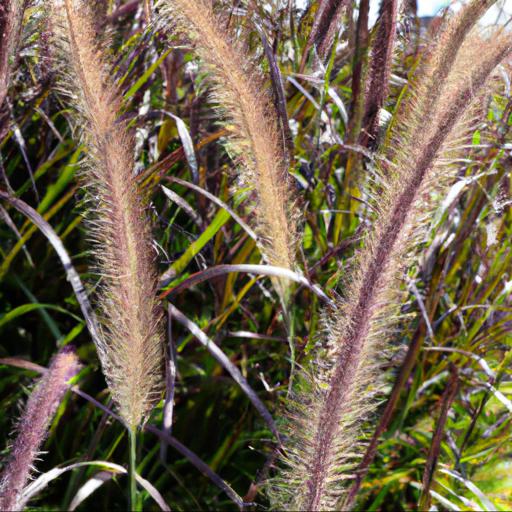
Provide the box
[338,0,370,238]
[256,24,294,161]
[418,365,459,510]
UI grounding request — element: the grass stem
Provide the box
[129,428,138,511]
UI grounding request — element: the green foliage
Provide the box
[0,1,511,510]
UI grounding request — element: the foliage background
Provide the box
[1,0,512,510]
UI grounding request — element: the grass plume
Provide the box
[360,0,398,148]
[301,0,349,69]
[0,348,80,511]
[156,0,297,273]
[0,0,27,132]
[51,0,165,430]
[270,2,511,509]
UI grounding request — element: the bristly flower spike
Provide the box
[0,348,80,511]
[51,0,165,430]
[156,0,298,279]
[270,1,512,509]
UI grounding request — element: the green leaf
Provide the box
[37,148,81,215]
[0,303,80,329]
[166,208,231,277]
[124,49,172,100]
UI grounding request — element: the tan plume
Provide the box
[51,0,165,429]
[156,0,297,273]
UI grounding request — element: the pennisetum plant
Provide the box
[0,347,80,511]
[155,0,302,398]
[269,0,512,510]
[49,0,165,507]
[2,0,510,509]
[155,0,297,285]
[359,0,398,148]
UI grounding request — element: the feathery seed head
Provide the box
[0,348,81,511]
[51,0,165,429]
[156,0,298,276]
[270,2,511,509]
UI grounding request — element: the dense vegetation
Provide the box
[1,0,511,510]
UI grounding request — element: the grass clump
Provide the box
[0,1,511,511]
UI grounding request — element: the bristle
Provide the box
[156,0,297,275]
[304,0,349,64]
[0,0,27,130]
[360,0,398,148]
[51,0,165,429]
[0,348,80,511]
[270,3,510,509]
